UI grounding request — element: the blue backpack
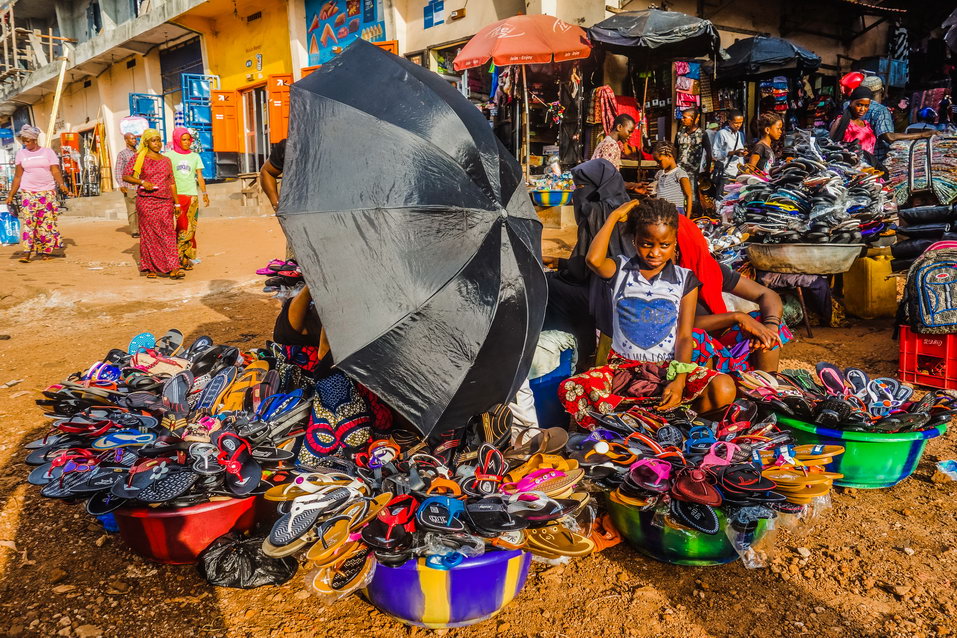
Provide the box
[903,244,957,333]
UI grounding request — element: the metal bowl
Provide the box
[746,243,864,274]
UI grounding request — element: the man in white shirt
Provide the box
[710,111,747,184]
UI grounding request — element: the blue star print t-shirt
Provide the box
[605,256,700,362]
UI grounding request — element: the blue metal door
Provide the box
[128,93,166,140]
[181,73,220,179]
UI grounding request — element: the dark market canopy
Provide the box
[587,9,720,63]
[718,35,822,80]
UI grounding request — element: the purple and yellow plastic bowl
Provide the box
[530,190,572,207]
[606,498,769,566]
[363,550,531,628]
[778,416,947,489]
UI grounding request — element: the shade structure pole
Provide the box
[640,74,650,180]
[522,64,530,183]
[46,56,69,144]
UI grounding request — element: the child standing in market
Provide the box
[558,197,736,428]
[650,141,693,215]
[747,113,783,173]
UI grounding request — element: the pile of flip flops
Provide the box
[735,364,955,434]
[580,398,843,535]
[255,259,304,295]
[260,421,600,598]
[25,329,312,515]
[719,130,893,245]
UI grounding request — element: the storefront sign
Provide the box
[424,0,444,29]
[305,0,386,65]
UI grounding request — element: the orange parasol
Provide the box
[452,14,591,71]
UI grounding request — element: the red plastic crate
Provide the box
[899,326,957,390]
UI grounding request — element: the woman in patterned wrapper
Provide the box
[558,198,736,429]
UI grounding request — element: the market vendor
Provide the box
[273,285,394,466]
[710,111,748,191]
[591,114,642,192]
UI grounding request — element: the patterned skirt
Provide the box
[175,195,199,265]
[137,195,179,274]
[559,351,719,429]
[692,312,794,373]
[19,190,60,255]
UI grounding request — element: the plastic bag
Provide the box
[197,533,298,589]
[726,516,777,569]
[0,209,19,245]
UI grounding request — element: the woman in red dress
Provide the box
[123,128,183,279]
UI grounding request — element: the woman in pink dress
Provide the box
[830,86,877,157]
[122,128,184,279]
[4,124,69,262]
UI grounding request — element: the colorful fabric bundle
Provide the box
[885,136,957,205]
[589,86,618,135]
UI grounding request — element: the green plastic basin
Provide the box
[606,498,768,566]
[777,415,947,489]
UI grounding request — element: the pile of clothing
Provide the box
[720,130,893,244]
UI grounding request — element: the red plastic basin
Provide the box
[114,497,259,565]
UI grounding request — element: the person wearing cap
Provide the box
[115,132,140,237]
[906,108,942,133]
[4,124,68,263]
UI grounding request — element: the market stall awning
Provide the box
[717,35,821,80]
[586,9,719,64]
[453,14,591,71]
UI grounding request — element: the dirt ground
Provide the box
[0,215,955,638]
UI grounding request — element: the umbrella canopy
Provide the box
[946,7,957,53]
[453,14,591,71]
[718,35,821,80]
[279,39,547,436]
[587,9,719,63]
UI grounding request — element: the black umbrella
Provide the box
[718,35,821,80]
[277,40,547,436]
[587,9,719,63]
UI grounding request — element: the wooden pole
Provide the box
[640,74,649,180]
[522,64,530,183]
[45,56,68,144]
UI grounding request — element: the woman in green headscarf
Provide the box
[122,128,184,279]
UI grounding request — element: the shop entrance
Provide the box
[241,86,270,174]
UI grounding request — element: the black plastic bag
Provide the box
[197,533,298,589]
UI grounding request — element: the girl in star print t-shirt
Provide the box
[559,198,736,428]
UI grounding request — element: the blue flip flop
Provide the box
[91,430,157,450]
[127,332,156,355]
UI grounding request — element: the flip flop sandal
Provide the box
[154,329,184,356]
[867,378,897,403]
[669,499,720,535]
[360,494,419,550]
[475,403,514,449]
[843,368,871,400]
[719,465,776,492]
[525,523,594,557]
[264,473,359,501]
[85,491,129,516]
[582,441,637,467]
[269,488,354,547]
[136,468,199,503]
[490,529,527,550]
[506,453,580,483]
[461,444,506,496]
[127,332,156,355]
[781,369,824,396]
[762,467,843,485]
[892,382,914,403]
[250,446,295,464]
[41,467,102,499]
[671,468,722,507]
[816,363,849,396]
[813,397,854,427]
[654,425,684,448]
[91,430,157,450]
[218,360,270,413]
[464,495,528,533]
[306,546,374,597]
[28,462,65,486]
[181,336,214,362]
[344,492,393,532]
[191,367,235,415]
[506,491,578,526]
[212,431,262,496]
[500,468,584,497]
[871,412,930,433]
[684,426,717,455]
[189,443,224,475]
[162,370,194,417]
[627,459,672,493]
[416,495,467,532]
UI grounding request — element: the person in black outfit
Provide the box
[260,139,294,260]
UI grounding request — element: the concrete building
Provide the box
[0,0,926,199]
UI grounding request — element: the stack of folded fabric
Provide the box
[891,204,957,271]
[721,130,892,244]
[885,136,957,206]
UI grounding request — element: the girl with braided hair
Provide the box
[650,141,694,215]
[558,197,736,428]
